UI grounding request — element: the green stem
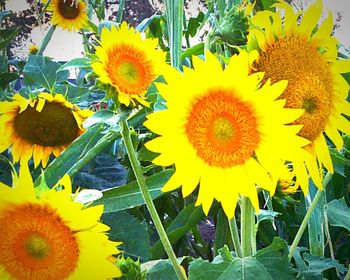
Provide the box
[288,172,333,260]
[344,265,350,280]
[120,119,186,280]
[241,196,255,257]
[116,0,125,24]
[37,25,56,56]
[228,215,242,258]
[165,0,184,70]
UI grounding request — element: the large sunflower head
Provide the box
[247,0,350,193]
[48,0,88,32]
[0,164,122,279]
[91,22,167,107]
[0,93,93,168]
[144,50,310,218]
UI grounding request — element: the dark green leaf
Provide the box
[186,12,204,37]
[102,211,151,261]
[93,169,174,212]
[152,202,205,259]
[0,55,7,72]
[23,55,69,91]
[0,27,20,50]
[325,198,350,231]
[0,72,18,89]
[189,237,296,280]
[34,123,109,187]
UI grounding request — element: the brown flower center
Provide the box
[58,0,80,20]
[14,101,79,147]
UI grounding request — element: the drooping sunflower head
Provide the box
[247,0,350,193]
[144,50,310,218]
[0,93,93,168]
[0,164,122,279]
[91,22,167,107]
[48,0,88,32]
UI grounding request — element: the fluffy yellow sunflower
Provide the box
[48,0,88,32]
[91,22,167,107]
[144,51,310,218]
[0,164,122,279]
[0,93,93,168]
[247,0,350,193]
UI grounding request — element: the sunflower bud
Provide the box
[214,7,249,47]
[115,255,146,280]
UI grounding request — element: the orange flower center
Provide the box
[253,35,333,141]
[58,0,80,20]
[185,89,260,168]
[106,44,155,95]
[13,101,80,147]
[0,203,79,280]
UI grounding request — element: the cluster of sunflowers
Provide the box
[0,0,349,279]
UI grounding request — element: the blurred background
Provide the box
[2,0,350,61]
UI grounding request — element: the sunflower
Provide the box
[247,0,350,193]
[48,0,88,32]
[0,93,93,168]
[0,164,122,279]
[144,51,310,217]
[91,22,167,107]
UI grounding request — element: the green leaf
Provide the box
[34,123,113,187]
[83,110,118,129]
[293,247,347,278]
[0,27,20,50]
[329,148,350,177]
[93,169,174,212]
[151,202,205,259]
[256,0,277,11]
[98,20,120,34]
[186,12,204,37]
[256,209,280,225]
[189,237,296,280]
[0,55,7,72]
[58,57,92,72]
[23,55,69,91]
[325,198,350,231]
[181,43,204,61]
[102,211,151,261]
[142,258,186,280]
[53,84,90,100]
[0,72,18,89]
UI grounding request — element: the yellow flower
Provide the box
[91,22,167,107]
[29,44,39,55]
[0,93,93,168]
[48,0,88,32]
[0,164,122,279]
[144,51,309,218]
[247,0,350,193]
